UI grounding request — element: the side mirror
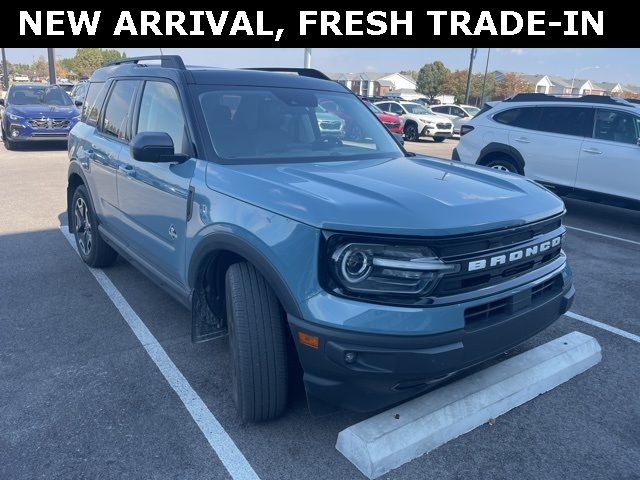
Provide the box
[130,132,187,163]
[75,100,83,107]
[460,112,468,118]
[393,132,404,145]
[0,98,4,106]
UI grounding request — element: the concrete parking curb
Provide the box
[335,331,602,479]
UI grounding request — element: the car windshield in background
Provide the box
[197,87,403,163]
[8,86,73,106]
[403,103,429,114]
[366,102,383,114]
[466,107,481,116]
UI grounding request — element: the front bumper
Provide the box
[421,126,453,138]
[5,121,73,141]
[290,265,574,413]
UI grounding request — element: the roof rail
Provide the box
[103,55,186,70]
[505,93,631,106]
[243,67,330,81]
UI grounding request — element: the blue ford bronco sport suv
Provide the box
[67,56,574,422]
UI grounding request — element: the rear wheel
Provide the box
[225,262,288,422]
[72,185,118,267]
[404,123,419,142]
[483,155,520,174]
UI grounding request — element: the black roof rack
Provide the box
[103,55,186,70]
[505,93,631,106]
[625,98,640,104]
[243,67,330,81]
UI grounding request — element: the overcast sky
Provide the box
[5,48,639,85]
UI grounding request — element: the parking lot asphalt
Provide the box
[1,141,639,480]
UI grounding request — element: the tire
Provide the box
[225,262,288,422]
[404,123,419,142]
[2,129,15,150]
[71,185,118,268]
[433,136,446,143]
[483,155,520,174]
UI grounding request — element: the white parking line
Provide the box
[60,226,260,480]
[566,311,640,344]
[565,225,640,247]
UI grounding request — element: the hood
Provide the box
[205,155,564,237]
[420,113,451,123]
[8,105,79,118]
[316,111,343,122]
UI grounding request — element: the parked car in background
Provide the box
[375,100,453,142]
[13,75,30,83]
[1,84,80,149]
[454,93,640,210]
[315,105,346,138]
[430,104,481,134]
[364,101,404,134]
[70,80,89,106]
[58,82,75,93]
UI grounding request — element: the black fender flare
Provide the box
[66,162,92,231]
[188,230,303,318]
[477,142,525,173]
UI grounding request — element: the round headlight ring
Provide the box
[340,247,372,284]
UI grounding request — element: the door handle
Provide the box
[582,147,602,155]
[119,165,136,177]
[514,137,531,144]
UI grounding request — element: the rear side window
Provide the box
[493,107,541,130]
[100,80,138,141]
[593,109,639,145]
[136,81,189,155]
[538,107,594,137]
[81,82,105,126]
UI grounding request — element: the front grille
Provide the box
[430,215,564,297]
[319,120,342,130]
[464,274,562,327]
[28,118,70,129]
[383,121,401,127]
[436,122,452,129]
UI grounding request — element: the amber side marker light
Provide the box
[297,331,320,349]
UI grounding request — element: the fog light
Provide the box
[344,351,357,363]
[11,129,20,138]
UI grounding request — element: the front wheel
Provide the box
[72,185,118,267]
[404,123,419,142]
[2,129,15,150]
[225,262,288,422]
[433,136,446,143]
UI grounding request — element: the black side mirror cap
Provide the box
[74,100,83,107]
[130,131,187,163]
[0,98,4,106]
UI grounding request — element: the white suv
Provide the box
[374,100,453,142]
[454,94,640,210]
[429,104,480,134]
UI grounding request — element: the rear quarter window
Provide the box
[493,107,541,130]
[81,82,106,127]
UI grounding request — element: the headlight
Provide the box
[326,241,458,300]
[8,112,24,121]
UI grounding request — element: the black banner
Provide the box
[0,7,634,47]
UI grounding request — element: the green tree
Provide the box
[30,56,49,80]
[100,49,126,64]
[495,72,534,98]
[415,61,450,101]
[71,48,104,78]
[442,70,469,103]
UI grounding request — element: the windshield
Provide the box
[197,86,403,163]
[402,103,429,114]
[366,102,383,114]
[8,86,72,106]
[466,107,480,116]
